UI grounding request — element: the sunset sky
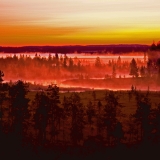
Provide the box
[1,0,160,46]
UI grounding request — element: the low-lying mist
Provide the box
[0,52,158,91]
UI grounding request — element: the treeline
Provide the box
[0,53,148,82]
[150,41,160,51]
[0,44,149,53]
[1,81,160,159]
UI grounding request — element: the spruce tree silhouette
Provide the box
[0,85,5,133]
[103,91,120,146]
[0,81,11,135]
[69,92,85,146]
[129,58,138,78]
[5,80,29,159]
[150,41,157,50]
[8,80,30,146]
[133,93,151,143]
[86,101,95,136]
[152,103,160,144]
[47,84,61,143]
[33,91,49,146]
[113,121,124,145]
[0,71,5,133]
[96,100,104,136]
[62,96,70,143]
[95,57,101,68]
[0,91,7,134]
[126,115,137,144]
[97,100,102,114]
[63,55,67,68]
[96,112,104,137]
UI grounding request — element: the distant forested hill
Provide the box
[0,44,149,54]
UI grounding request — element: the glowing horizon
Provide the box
[1,0,160,46]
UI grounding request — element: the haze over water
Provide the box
[0,52,145,60]
[0,52,150,91]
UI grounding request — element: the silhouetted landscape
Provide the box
[2,0,160,159]
[0,42,160,159]
[1,81,160,160]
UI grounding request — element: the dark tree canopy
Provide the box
[129,58,139,77]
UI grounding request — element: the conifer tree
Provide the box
[129,58,138,77]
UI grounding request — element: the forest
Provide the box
[1,0,160,158]
[0,50,160,91]
[1,80,160,159]
[0,44,160,159]
[0,52,151,81]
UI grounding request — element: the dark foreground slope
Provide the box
[1,82,160,160]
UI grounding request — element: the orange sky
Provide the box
[1,0,160,46]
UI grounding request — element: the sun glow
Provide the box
[1,0,160,46]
